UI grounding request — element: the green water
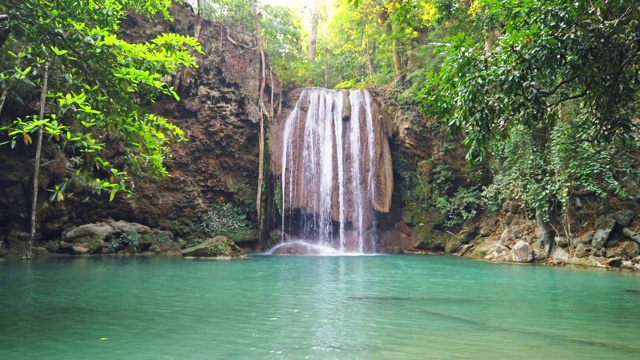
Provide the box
[1,255,639,359]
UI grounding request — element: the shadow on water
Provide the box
[347,291,640,354]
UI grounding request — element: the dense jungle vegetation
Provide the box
[200,0,640,240]
[1,0,639,251]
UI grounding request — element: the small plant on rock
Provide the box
[111,227,140,251]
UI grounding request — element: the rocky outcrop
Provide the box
[467,206,640,271]
[182,236,245,258]
[51,219,178,255]
[0,4,277,256]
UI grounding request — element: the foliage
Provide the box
[0,0,201,201]
[419,0,640,217]
[207,240,229,256]
[194,203,257,241]
[437,186,484,227]
[111,227,141,251]
[198,0,254,30]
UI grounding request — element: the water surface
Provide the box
[1,255,639,359]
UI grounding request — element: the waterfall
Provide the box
[272,88,393,255]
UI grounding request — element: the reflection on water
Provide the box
[1,255,639,359]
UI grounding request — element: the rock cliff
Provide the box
[0,3,281,256]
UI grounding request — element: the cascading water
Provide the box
[270,88,393,255]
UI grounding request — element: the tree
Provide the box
[250,0,267,237]
[0,0,202,257]
[420,0,640,246]
[308,0,319,62]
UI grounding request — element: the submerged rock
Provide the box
[270,242,324,255]
[182,236,245,258]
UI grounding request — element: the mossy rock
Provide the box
[225,229,258,243]
[444,238,463,253]
[414,223,432,243]
[445,225,479,253]
[182,236,245,258]
[417,229,450,252]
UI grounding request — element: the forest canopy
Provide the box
[209,0,639,225]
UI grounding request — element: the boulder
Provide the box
[592,216,617,250]
[445,225,478,253]
[107,220,151,235]
[572,231,594,247]
[379,228,416,253]
[502,200,520,214]
[499,228,513,247]
[551,246,570,260]
[504,213,516,226]
[606,241,639,259]
[72,243,90,255]
[182,236,245,258]
[511,223,530,239]
[532,243,547,262]
[510,240,534,263]
[621,261,635,270]
[555,237,569,248]
[494,244,510,255]
[479,218,497,237]
[492,244,510,261]
[62,222,115,242]
[270,242,324,255]
[574,243,591,258]
[611,210,634,228]
[31,247,49,256]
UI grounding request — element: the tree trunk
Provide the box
[0,14,10,48]
[250,0,266,237]
[392,36,403,82]
[457,243,474,257]
[366,40,376,81]
[307,0,318,63]
[0,89,8,116]
[484,27,501,53]
[25,65,49,259]
[536,213,554,258]
[622,227,640,245]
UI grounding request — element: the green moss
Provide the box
[208,239,229,256]
[226,229,258,243]
[413,223,432,243]
[444,238,464,253]
[472,249,487,257]
[87,241,101,254]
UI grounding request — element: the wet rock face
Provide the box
[0,4,280,252]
